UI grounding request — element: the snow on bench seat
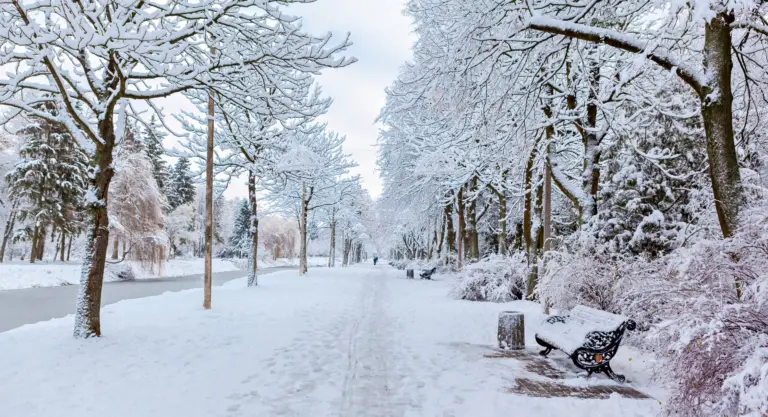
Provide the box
[536,306,628,355]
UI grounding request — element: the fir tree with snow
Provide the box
[143,116,169,192]
[219,198,251,259]
[4,105,88,263]
[167,158,196,210]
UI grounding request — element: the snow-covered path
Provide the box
[0,266,662,417]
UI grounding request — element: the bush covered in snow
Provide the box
[451,254,527,302]
[617,208,768,417]
[541,208,768,417]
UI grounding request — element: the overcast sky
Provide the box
[287,0,415,199]
[157,1,414,200]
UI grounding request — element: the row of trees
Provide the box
[0,0,357,338]
[377,1,768,415]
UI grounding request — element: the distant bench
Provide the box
[535,305,636,382]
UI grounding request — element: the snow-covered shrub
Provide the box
[452,254,526,302]
[538,246,636,313]
[617,207,768,417]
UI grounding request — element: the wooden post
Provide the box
[498,311,525,350]
[203,43,215,310]
[406,269,414,279]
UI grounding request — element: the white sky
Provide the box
[159,0,415,200]
[289,0,415,200]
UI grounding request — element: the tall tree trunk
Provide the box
[29,224,39,264]
[36,226,46,261]
[544,155,553,253]
[299,182,308,275]
[328,210,336,267]
[582,54,600,218]
[498,192,507,255]
[203,55,215,310]
[67,235,73,262]
[0,199,18,263]
[456,188,465,272]
[444,200,456,261]
[468,177,479,260]
[74,125,116,338]
[437,214,446,259]
[59,232,66,262]
[702,12,741,237]
[526,181,544,300]
[247,171,259,287]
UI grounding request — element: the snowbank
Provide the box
[0,258,241,291]
[0,266,664,416]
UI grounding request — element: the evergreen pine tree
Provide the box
[167,157,196,210]
[219,198,250,258]
[143,116,169,191]
[5,104,89,261]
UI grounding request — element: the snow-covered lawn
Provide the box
[0,258,240,291]
[0,266,664,416]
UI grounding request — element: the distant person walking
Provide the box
[373,255,379,266]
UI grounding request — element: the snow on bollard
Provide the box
[406,269,414,279]
[498,311,525,350]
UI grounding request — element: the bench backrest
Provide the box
[569,305,628,332]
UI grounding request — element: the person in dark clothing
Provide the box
[373,255,379,265]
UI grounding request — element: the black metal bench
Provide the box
[419,267,436,280]
[535,305,636,382]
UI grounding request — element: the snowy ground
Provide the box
[0,265,664,417]
[0,258,240,290]
[0,256,332,291]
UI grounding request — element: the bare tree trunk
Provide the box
[456,188,464,272]
[36,226,46,261]
[112,234,119,260]
[0,199,18,263]
[66,235,73,262]
[328,210,336,268]
[444,200,456,263]
[543,157,552,253]
[498,193,507,255]
[247,171,259,287]
[702,12,741,237]
[526,181,544,300]
[74,124,116,338]
[437,214,445,260]
[29,225,39,264]
[299,182,308,275]
[59,232,66,262]
[203,51,215,310]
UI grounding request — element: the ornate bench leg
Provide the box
[535,336,554,357]
[602,364,626,383]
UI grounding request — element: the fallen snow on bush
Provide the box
[451,254,527,302]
